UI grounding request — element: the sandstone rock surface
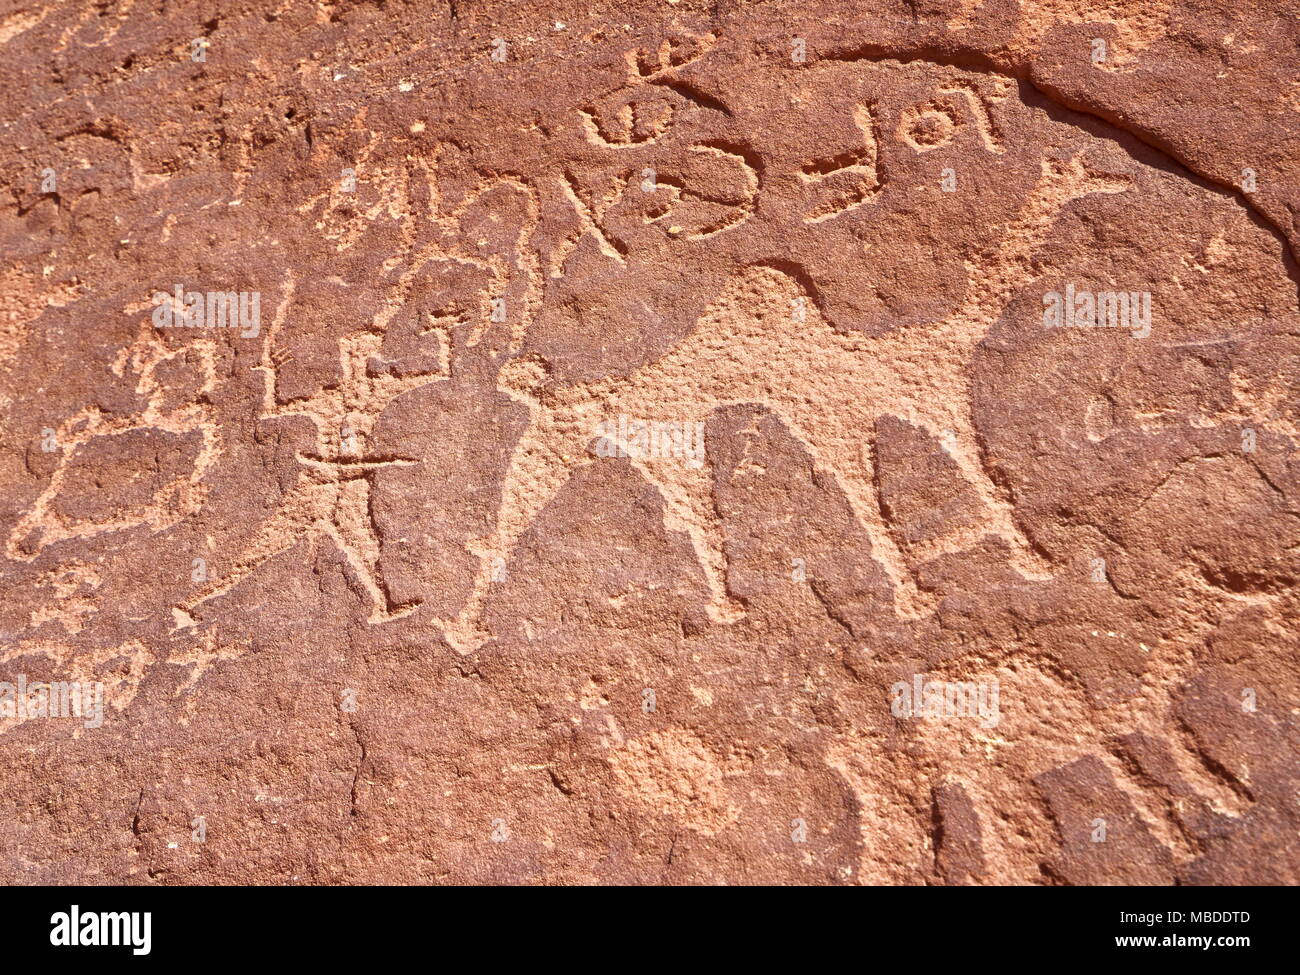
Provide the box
[0,0,1296,885]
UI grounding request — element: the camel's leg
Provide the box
[627,451,745,624]
[795,421,936,621]
[910,399,1054,580]
[441,415,586,652]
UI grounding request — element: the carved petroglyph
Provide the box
[580,94,675,148]
[651,144,760,239]
[947,0,1179,70]
[573,75,1008,250]
[555,170,629,272]
[0,638,152,736]
[440,179,541,351]
[399,146,544,354]
[0,626,252,736]
[295,120,415,260]
[181,283,436,625]
[27,561,102,635]
[625,31,720,85]
[898,97,961,153]
[801,103,882,223]
[7,326,220,561]
[442,153,1132,652]
[12,51,1127,666]
[938,81,1008,154]
[898,81,1006,155]
[565,30,759,251]
[184,151,545,624]
[558,146,760,259]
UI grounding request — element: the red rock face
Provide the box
[0,1,1296,885]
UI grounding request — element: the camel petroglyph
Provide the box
[439,153,1132,652]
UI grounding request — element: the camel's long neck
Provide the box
[895,156,1131,356]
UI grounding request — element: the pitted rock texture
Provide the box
[0,0,1296,885]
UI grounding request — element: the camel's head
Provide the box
[496,352,551,404]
